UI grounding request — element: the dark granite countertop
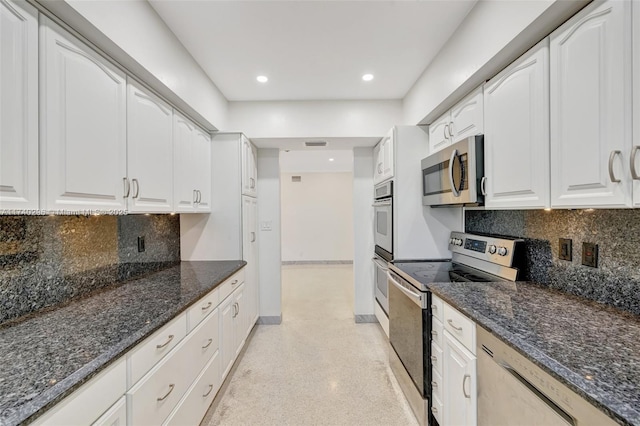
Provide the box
[0,260,246,426]
[421,278,640,426]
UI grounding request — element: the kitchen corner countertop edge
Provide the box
[425,280,640,426]
[0,260,246,426]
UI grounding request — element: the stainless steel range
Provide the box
[387,231,523,426]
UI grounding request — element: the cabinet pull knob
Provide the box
[447,319,463,331]
[156,334,175,349]
[609,150,622,183]
[157,384,175,401]
[201,301,212,311]
[132,178,140,198]
[463,374,471,398]
[431,407,438,414]
[480,176,487,196]
[430,304,437,310]
[431,380,438,388]
[202,338,213,349]
[431,330,438,336]
[203,384,214,398]
[431,355,438,362]
[123,178,130,198]
[232,280,238,285]
[631,146,640,180]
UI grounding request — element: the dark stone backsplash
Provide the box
[465,209,640,315]
[0,215,180,325]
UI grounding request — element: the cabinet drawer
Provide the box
[185,307,220,382]
[431,368,443,402]
[92,396,126,426]
[163,350,221,426]
[443,303,476,353]
[33,359,126,426]
[431,317,443,348]
[431,295,444,323]
[431,341,443,376]
[431,393,444,425]
[218,269,245,303]
[187,287,220,332]
[129,313,187,386]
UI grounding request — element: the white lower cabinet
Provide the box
[93,396,126,426]
[221,283,247,381]
[443,331,477,426]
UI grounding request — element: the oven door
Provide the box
[388,270,430,397]
[373,199,392,254]
[372,256,389,315]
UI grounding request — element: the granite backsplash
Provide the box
[0,215,180,325]
[465,209,640,316]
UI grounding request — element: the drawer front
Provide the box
[163,350,221,426]
[443,303,476,352]
[430,295,444,322]
[431,341,443,376]
[431,317,443,348]
[92,396,126,426]
[431,368,443,402]
[218,269,245,303]
[184,307,220,382]
[431,393,444,425]
[129,313,187,386]
[33,359,126,426]
[187,287,220,332]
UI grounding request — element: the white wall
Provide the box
[353,147,375,317]
[402,0,588,125]
[257,149,282,320]
[43,0,228,130]
[281,172,354,262]
[227,100,402,139]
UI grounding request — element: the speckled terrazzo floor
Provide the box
[205,265,418,426]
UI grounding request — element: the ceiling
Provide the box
[149,0,477,102]
[280,150,353,173]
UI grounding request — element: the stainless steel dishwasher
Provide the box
[477,326,617,426]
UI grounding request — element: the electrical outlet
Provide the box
[559,238,572,261]
[582,242,598,268]
[137,236,146,253]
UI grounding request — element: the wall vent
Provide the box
[292,176,302,183]
[304,141,327,147]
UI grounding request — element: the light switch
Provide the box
[260,221,272,231]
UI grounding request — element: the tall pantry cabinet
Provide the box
[210,133,259,332]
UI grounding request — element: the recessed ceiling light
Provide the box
[362,74,374,82]
[257,75,268,83]
[329,158,335,162]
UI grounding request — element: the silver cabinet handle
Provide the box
[430,304,438,311]
[251,232,256,242]
[431,407,438,414]
[480,176,487,196]
[156,334,175,349]
[123,177,130,198]
[132,178,140,198]
[609,150,622,183]
[431,355,438,362]
[202,338,213,349]
[431,380,438,388]
[431,330,438,336]
[250,177,255,189]
[443,123,449,140]
[157,384,175,401]
[232,303,238,318]
[203,384,214,398]
[193,189,198,203]
[463,374,471,398]
[447,319,463,331]
[377,163,383,174]
[448,121,454,138]
[197,190,202,203]
[448,149,460,197]
[201,301,212,311]
[631,146,640,180]
[231,279,238,285]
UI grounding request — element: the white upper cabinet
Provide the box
[484,39,550,209]
[429,87,483,154]
[127,80,173,213]
[0,0,39,211]
[373,128,394,184]
[173,112,211,213]
[633,1,640,207]
[550,0,632,208]
[241,135,257,197]
[41,17,127,212]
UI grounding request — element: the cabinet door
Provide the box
[193,128,211,212]
[428,113,451,154]
[127,80,173,213]
[220,295,235,381]
[242,196,259,333]
[450,86,483,143]
[241,136,257,197]
[41,17,127,212]
[373,141,383,184]
[550,0,632,208]
[233,284,246,357]
[92,396,126,426]
[484,39,550,209]
[0,0,38,211]
[633,2,640,207]
[443,332,477,426]
[173,113,196,212]
[381,129,394,182]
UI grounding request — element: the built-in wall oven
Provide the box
[373,180,393,323]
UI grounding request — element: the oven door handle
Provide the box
[372,200,392,207]
[387,271,425,308]
[372,258,389,271]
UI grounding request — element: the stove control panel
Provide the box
[448,232,523,267]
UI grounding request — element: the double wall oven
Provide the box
[388,232,523,426]
[373,180,393,318]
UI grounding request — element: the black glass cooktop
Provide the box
[391,260,497,291]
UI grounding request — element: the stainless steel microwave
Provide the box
[421,135,485,207]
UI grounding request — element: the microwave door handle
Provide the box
[372,200,392,207]
[449,149,460,197]
[372,258,389,271]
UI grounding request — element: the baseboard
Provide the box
[258,315,282,325]
[281,260,353,265]
[355,314,377,323]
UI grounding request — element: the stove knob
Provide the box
[449,238,454,245]
[488,245,497,254]
[456,239,463,246]
[497,247,508,256]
